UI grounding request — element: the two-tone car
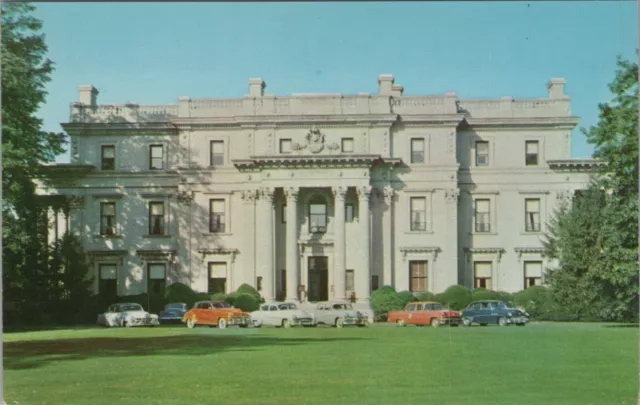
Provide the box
[312,300,368,328]
[183,301,251,329]
[461,300,529,326]
[158,302,188,324]
[388,301,462,327]
[250,302,316,328]
[97,303,160,327]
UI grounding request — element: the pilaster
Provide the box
[332,186,348,301]
[356,185,372,302]
[284,186,300,302]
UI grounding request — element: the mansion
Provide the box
[38,75,602,305]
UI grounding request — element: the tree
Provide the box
[544,55,639,322]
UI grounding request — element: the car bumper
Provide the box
[343,317,368,326]
[441,317,462,325]
[292,318,316,326]
[507,316,529,325]
[159,316,184,322]
[128,317,160,326]
[228,316,250,326]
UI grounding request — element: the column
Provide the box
[256,187,275,301]
[67,196,85,238]
[241,189,258,289]
[356,185,372,302]
[284,187,299,302]
[382,187,395,288]
[332,186,348,301]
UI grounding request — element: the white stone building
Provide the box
[38,75,602,305]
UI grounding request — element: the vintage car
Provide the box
[461,300,529,326]
[388,301,462,327]
[97,303,160,327]
[250,302,316,328]
[183,300,250,329]
[158,302,188,324]
[312,300,368,328]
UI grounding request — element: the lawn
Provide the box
[3,322,638,405]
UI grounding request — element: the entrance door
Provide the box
[308,256,328,302]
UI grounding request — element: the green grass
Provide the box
[3,322,638,405]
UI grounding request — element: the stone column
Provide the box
[256,187,275,301]
[241,189,258,289]
[356,186,372,302]
[382,187,395,288]
[284,187,300,302]
[67,196,86,238]
[332,186,348,301]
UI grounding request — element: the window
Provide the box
[409,261,428,292]
[474,199,491,233]
[345,203,354,222]
[525,141,539,166]
[100,202,116,235]
[281,203,287,224]
[371,275,379,291]
[410,138,425,164]
[525,198,541,232]
[99,264,117,298]
[210,140,224,166]
[524,261,543,288]
[148,202,165,235]
[476,141,489,166]
[308,196,327,233]
[341,138,354,153]
[257,276,263,292]
[280,139,292,154]
[410,197,426,231]
[101,145,115,170]
[474,262,492,289]
[149,145,164,170]
[345,270,355,291]
[208,262,227,293]
[209,199,226,233]
[148,263,166,306]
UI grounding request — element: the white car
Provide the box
[97,303,160,327]
[313,301,368,328]
[250,302,316,328]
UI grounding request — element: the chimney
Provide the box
[547,78,566,99]
[378,75,395,96]
[78,85,99,106]
[248,78,266,97]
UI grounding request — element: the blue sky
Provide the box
[34,2,637,162]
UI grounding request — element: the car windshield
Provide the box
[212,302,231,308]
[502,302,515,309]
[279,303,297,310]
[119,304,143,312]
[432,304,444,310]
[332,304,352,310]
[166,303,185,310]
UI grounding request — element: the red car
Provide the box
[388,301,462,327]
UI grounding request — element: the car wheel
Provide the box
[516,323,526,327]
[252,320,262,328]
[218,318,228,329]
[396,319,406,327]
[463,318,472,327]
[431,318,441,328]
[186,317,196,329]
[282,319,291,328]
[335,318,344,328]
[498,317,507,326]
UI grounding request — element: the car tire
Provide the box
[218,318,228,329]
[516,323,526,327]
[431,318,441,328]
[186,317,196,329]
[252,320,262,328]
[282,319,291,328]
[498,317,507,326]
[397,319,406,327]
[335,318,344,328]
[463,318,471,327]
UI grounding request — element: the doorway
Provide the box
[307,256,328,302]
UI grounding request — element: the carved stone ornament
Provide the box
[332,186,348,201]
[357,185,372,200]
[259,187,275,201]
[68,196,86,209]
[177,190,195,204]
[284,187,300,201]
[383,187,395,204]
[445,189,460,204]
[327,142,340,151]
[241,189,259,202]
[306,127,326,154]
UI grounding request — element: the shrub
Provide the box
[397,291,417,306]
[370,286,404,321]
[414,292,437,302]
[233,293,260,312]
[436,285,472,310]
[471,288,500,302]
[495,291,514,305]
[194,292,212,302]
[236,283,262,302]
[210,293,227,303]
[165,282,197,308]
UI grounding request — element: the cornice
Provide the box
[463,116,580,130]
[171,114,399,128]
[232,154,404,171]
[548,159,606,172]
[396,114,465,127]
[61,122,178,136]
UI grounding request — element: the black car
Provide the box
[158,302,188,324]
[461,300,529,326]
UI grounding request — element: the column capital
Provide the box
[284,186,299,201]
[68,196,85,209]
[258,187,275,202]
[383,187,396,204]
[241,189,259,202]
[445,188,460,204]
[332,186,348,202]
[357,185,372,200]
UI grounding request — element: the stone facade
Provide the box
[38,75,603,304]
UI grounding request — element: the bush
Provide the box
[233,293,260,312]
[495,291,514,305]
[414,292,437,302]
[471,288,500,302]
[370,286,404,321]
[165,282,198,308]
[397,291,417,306]
[210,293,227,302]
[436,285,472,310]
[236,283,263,302]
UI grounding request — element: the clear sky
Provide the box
[33,2,637,162]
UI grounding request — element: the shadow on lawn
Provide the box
[4,333,368,371]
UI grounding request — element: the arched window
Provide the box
[308,195,327,234]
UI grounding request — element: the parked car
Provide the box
[461,300,529,326]
[97,303,160,327]
[158,303,188,324]
[312,300,368,328]
[388,301,462,327]
[183,301,251,329]
[250,302,316,328]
